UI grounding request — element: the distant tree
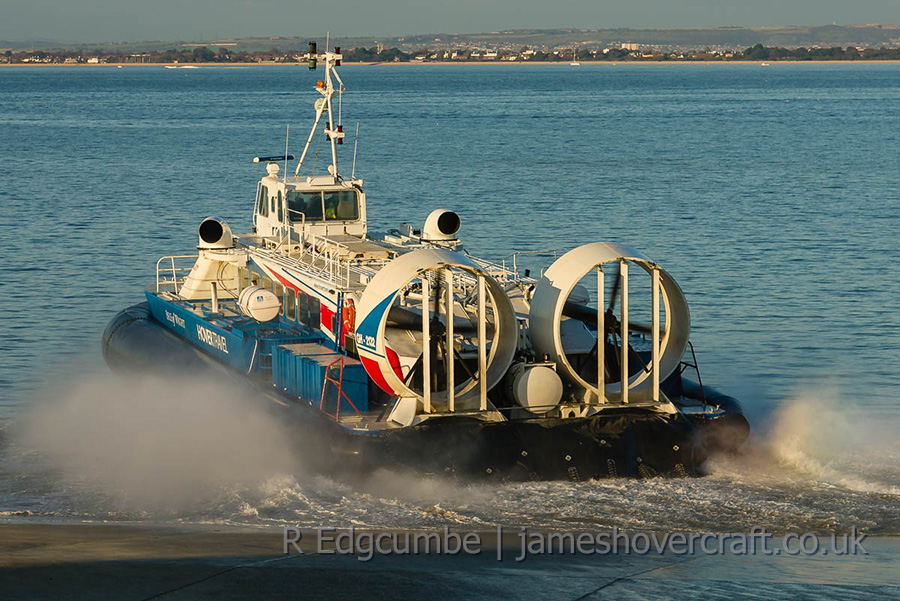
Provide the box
[342,47,365,62]
[192,46,215,62]
[378,47,409,62]
[597,48,627,60]
[744,43,767,60]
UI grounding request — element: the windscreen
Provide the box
[286,190,323,221]
[323,190,359,221]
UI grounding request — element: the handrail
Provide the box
[501,249,559,276]
[275,209,307,251]
[671,340,707,407]
[319,355,364,421]
[461,251,517,282]
[155,255,199,293]
[297,234,358,288]
[255,231,390,293]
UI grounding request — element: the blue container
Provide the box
[272,343,368,414]
[273,343,335,401]
[315,355,369,415]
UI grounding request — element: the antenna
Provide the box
[283,123,290,182]
[283,123,290,239]
[352,122,360,180]
[293,37,346,179]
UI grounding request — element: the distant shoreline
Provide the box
[4,60,900,68]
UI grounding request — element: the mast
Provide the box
[295,41,346,180]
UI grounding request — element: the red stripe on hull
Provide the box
[264,265,300,293]
[321,305,335,334]
[361,356,395,395]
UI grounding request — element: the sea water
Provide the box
[0,64,897,535]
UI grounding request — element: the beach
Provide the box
[2,522,898,599]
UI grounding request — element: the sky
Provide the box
[2,0,900,44]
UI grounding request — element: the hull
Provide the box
[102,303,715,481]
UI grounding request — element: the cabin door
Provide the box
[256,185,284,238]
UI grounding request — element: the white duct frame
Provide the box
[355,248,517,412]
[529,242,690,405]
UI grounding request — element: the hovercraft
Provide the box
[103,43,749,481]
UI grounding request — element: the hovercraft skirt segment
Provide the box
[102,302,218,375]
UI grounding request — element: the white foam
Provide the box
[765,387,900,496]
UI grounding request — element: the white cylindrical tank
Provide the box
[238,286,281,322]
[509,364,563,415]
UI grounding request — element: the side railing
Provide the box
[155,255,199,294]
[462,250,518,282]
[292,234,386,289]
[286,235,342,287]
[666,340,708,407]
[505,249,559,278]
[463,249,559,282]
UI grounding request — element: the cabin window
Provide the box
[259,186,269,217]
[250,272,260,286]
[296,291,309,325]
[294,291,321,329]
[308,296,321,329]
[286,190,324,222]
[273,282,284,314]
[276,190,283,222]
[324,191,359,221]
[286,289,297,321]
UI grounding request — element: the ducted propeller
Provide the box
[355,249,517,413]
[529,242,691,405]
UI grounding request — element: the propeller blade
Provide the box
[388,305,477,332]
[627,321,658,336]
[562,301,610,328]
[607,265,622,313]
[562,301,660,336]
[387,305,425,329]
